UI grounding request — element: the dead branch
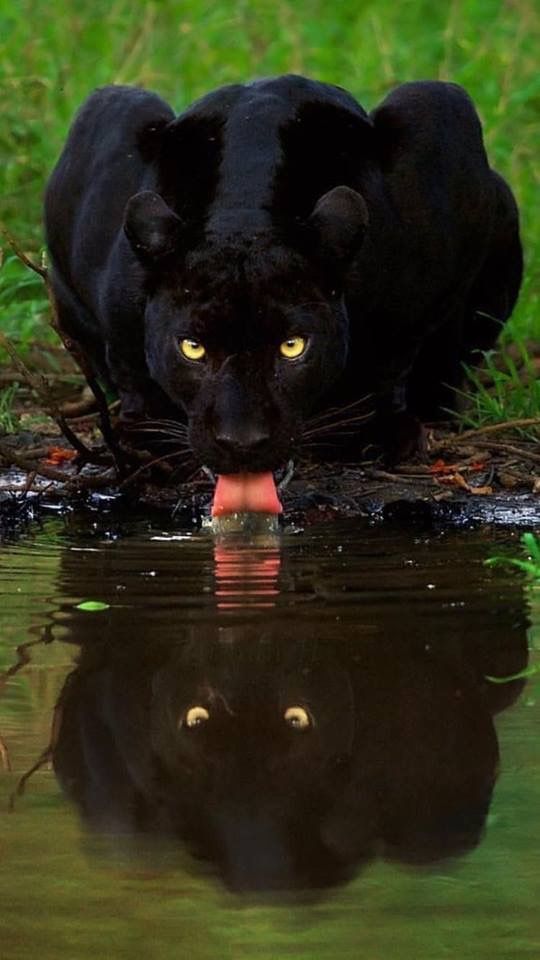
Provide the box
[8,702,64,811]
[0,228,124,469]
[366,468,436,485]
[470,440,540,466]
[43,279,125,469]
[0,641,43,774]
[0,332,111,465]
[0,440,117,494]
[0,733,11,771]
[0,638,43,698]
[63,399,121,425]
[0,225,48,280]
[118,448,180,490]
[59,389,99,419]
[0,440,73,482]
[392,453,492,477]
[438,418,540,444]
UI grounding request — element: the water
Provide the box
[0,511,538,959]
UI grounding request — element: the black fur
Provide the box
[44,75,522,470]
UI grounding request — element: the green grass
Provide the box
[0,381,20,433]
[0,253,50,350]
[486,532,540,683]
[458,345,540,436]
[0,0,538,416]
[487,532,540,581]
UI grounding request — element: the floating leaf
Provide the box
[76,600,110,612]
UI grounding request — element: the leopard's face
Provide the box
[143,240,349,473]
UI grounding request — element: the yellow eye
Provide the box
[279,336,307,360]
[284,705,312,730]
[184,705,210,728]
[180,339,206,361]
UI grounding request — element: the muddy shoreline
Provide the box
[1,454,538,539]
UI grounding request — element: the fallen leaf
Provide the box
[430,459,458,475]
[43,446,77,465]
[468,484,493,496]
[430,458,487,475]
[436,472,492,495]
[437,471,470,489]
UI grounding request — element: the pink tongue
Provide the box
[212,472,283,517]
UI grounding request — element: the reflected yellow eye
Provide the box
[184,705,210,728]
[284,705,312,730]
[279,336,307,360]
[180,339,206,361]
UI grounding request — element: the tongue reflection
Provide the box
[211,472,283,517]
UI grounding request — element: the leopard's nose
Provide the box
[214,424,270,456]
[212,374,272,460]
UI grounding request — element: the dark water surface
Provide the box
[1,512,538,959]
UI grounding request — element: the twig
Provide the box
[366,468,436,485]
[392,464,438,476]
[437,418,540,444]
[0,638,38,773]
[392,453,493,478]
[43,281,125,470]
[6,446,52,460]
[0,637,53,786]
[0,440,116,492]
[8,746,52,810]
[0,332,108,464]
[1,228,124,470]
[118,448,189,490]
[0,638,43,695]
[471,440,540,467]
[0,225,48,279]
[0,733,11,772]
[59,392,99,419]
[67,402,122,438]
[60,470,117,493]
[8,704,64,812]
[22,470,37,495]
[0,440,72,482]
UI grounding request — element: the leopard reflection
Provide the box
[53,619,527,891]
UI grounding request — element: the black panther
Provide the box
[44,75,522,471]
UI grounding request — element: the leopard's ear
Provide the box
[124,191,183,261]
[307,185,368,265]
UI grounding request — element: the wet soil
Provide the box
[0,432,538,537]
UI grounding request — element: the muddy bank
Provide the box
[0,443,538,537]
